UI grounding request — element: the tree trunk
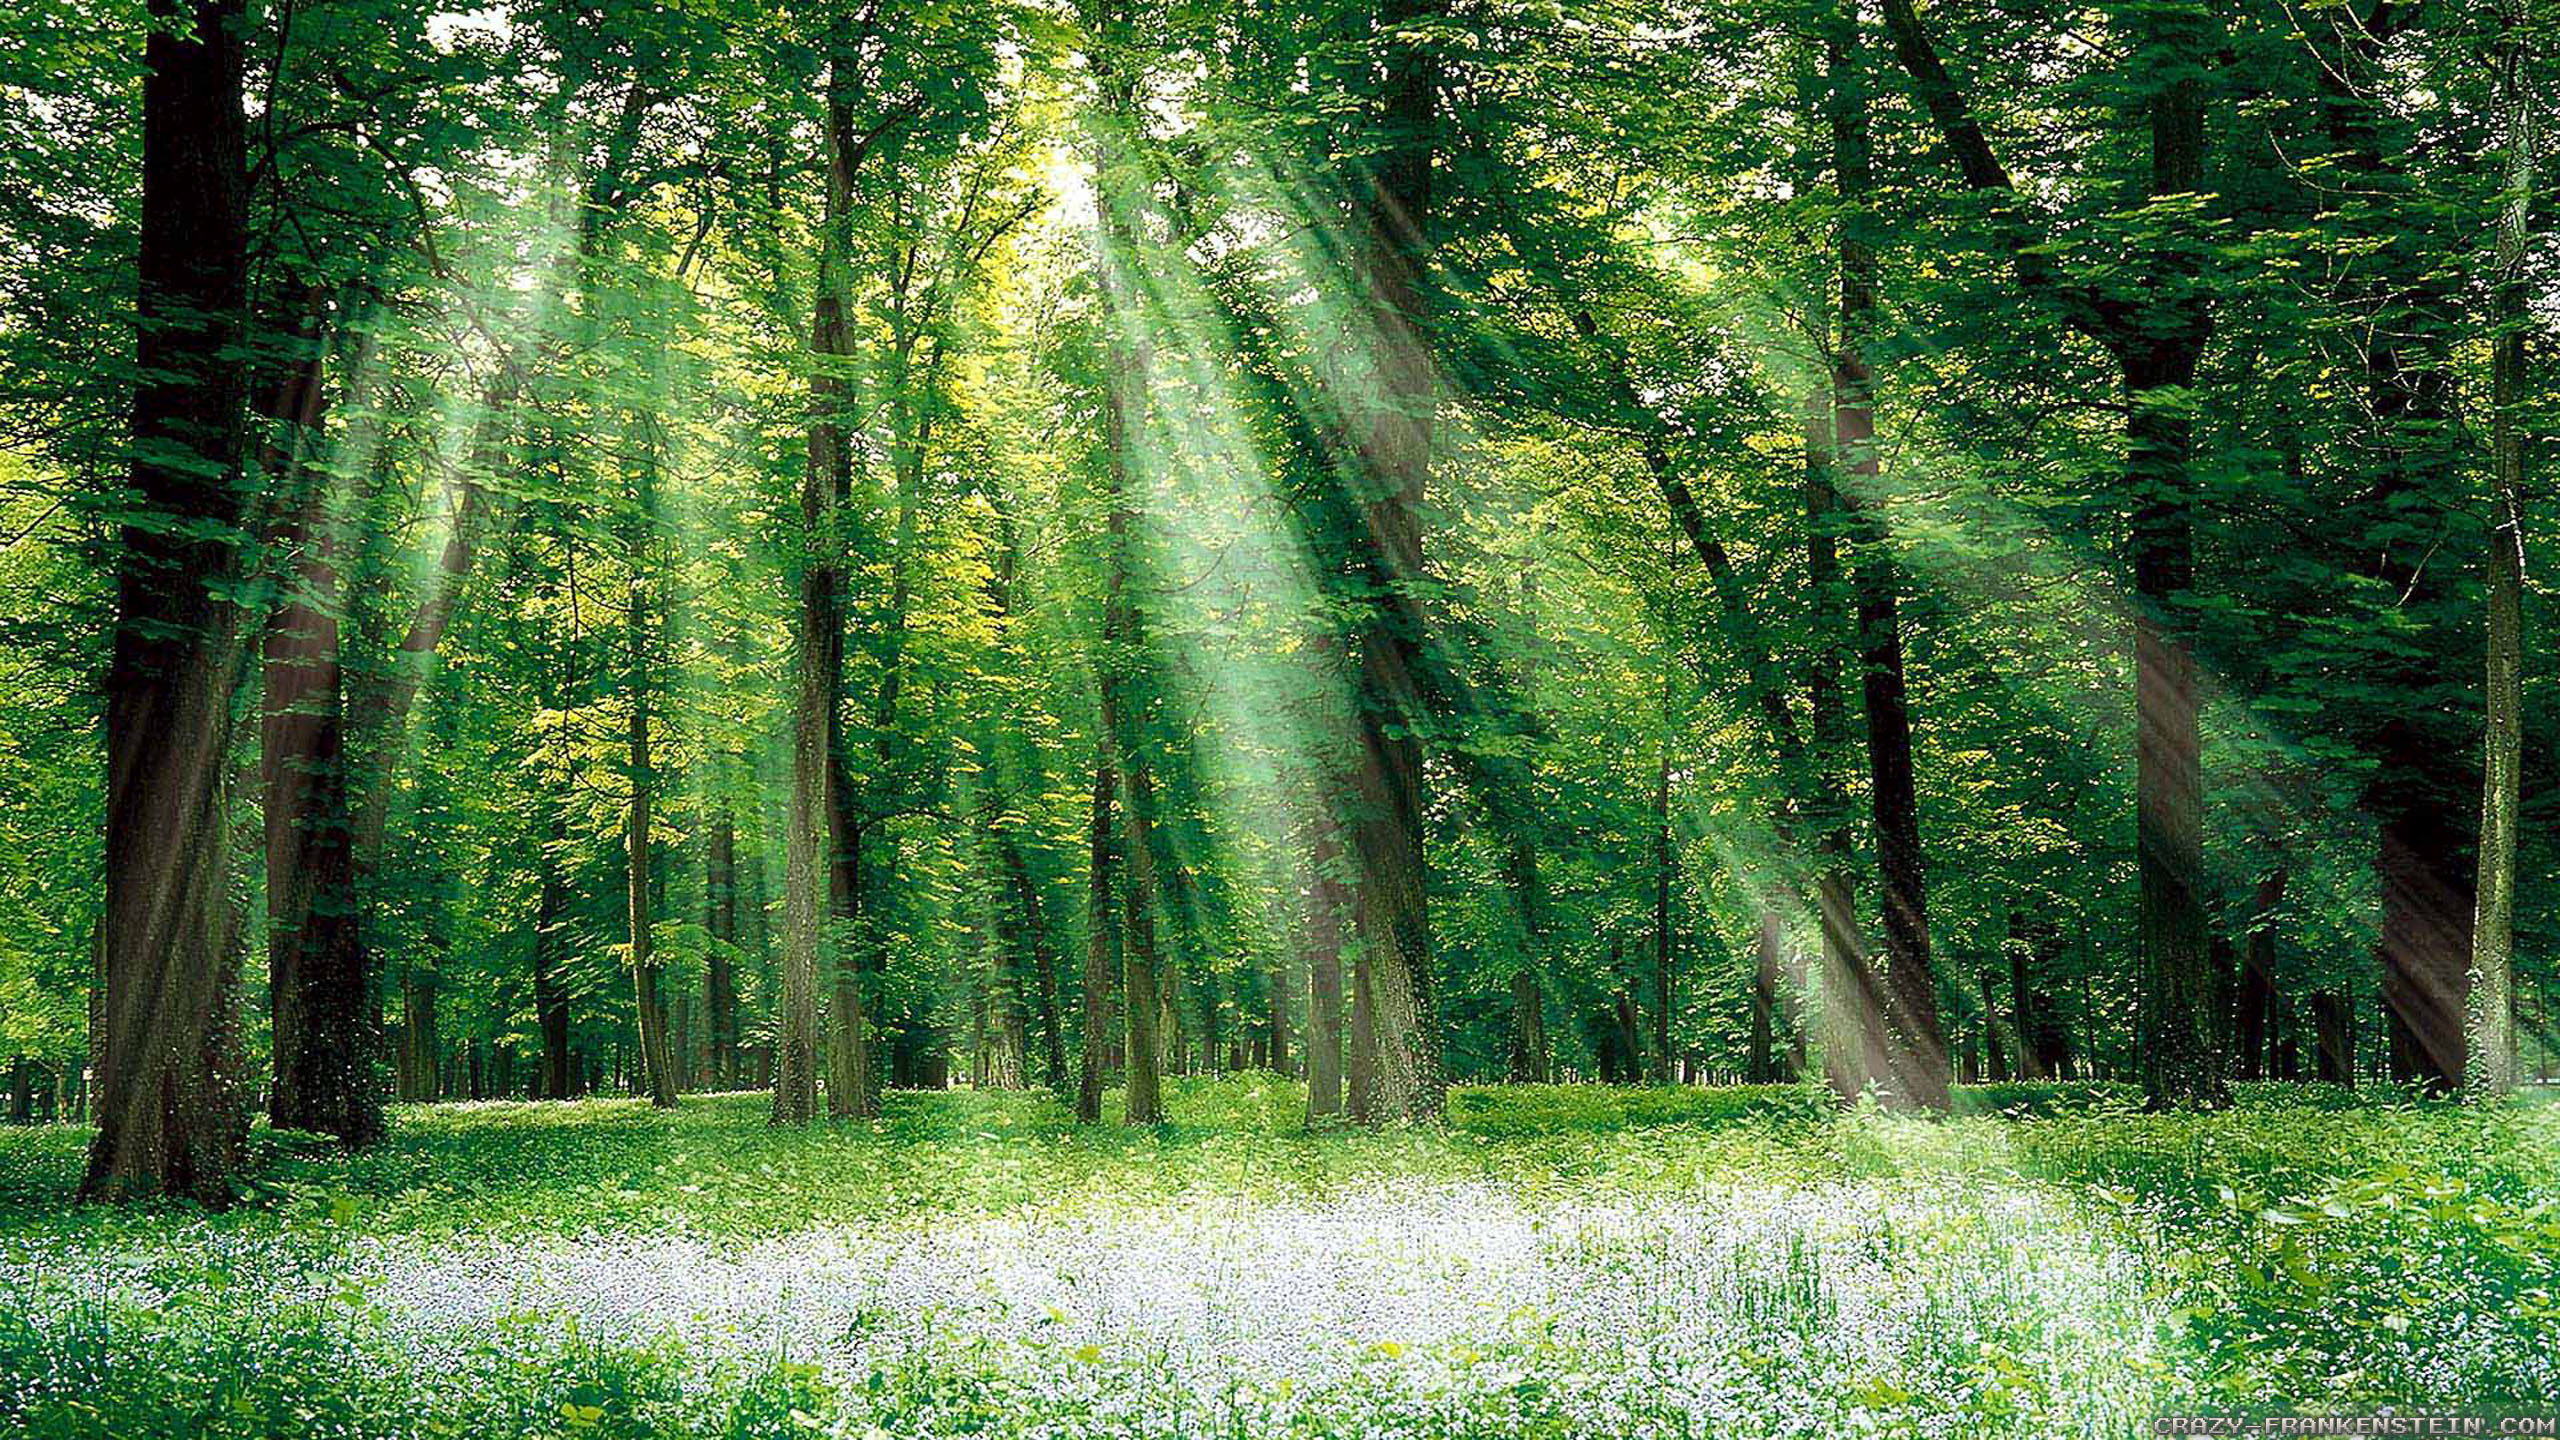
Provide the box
[532,810,573,1100]
[2235,870,2286,1082]
[399,964,439,1101]
[2468,11,2531,1098]
[1978,968,2009,1082]
[1749,912,1781,1083]
[1832,1,1948,1112]
[1303,689,1350,1121]
[85,0,253,1203]
[2313,990,2355,1084]
[780,33,862,1128]
[1341,0,1446,1124]
[706,795,739,1089]
[1076,750,1116,1123]
[259,283,381,1146]
[1879,0,2222,1109]
[1508,967,1548,1083]
[1649,719,1674,1084]
[1090,28,1167,1127]
[626,571,675,1110]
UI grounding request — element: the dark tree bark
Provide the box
[2313,990,2355,1084]
[532,809,574,1100]
[1087,18,1171,1127]
[1508,966,1549,1083]
[2234,870,2286,1081]
[1340,0,1446,1123]
[1000,843,1068,1092]
[85,0,254,1203]
[1881,0,2223,1108]
[1977,968,2009,1082]
[1304,797,1348,1118]
[1832,0,1950,1112]
[2469,8,2531,1096]
[1649,719,1674,1084]
[705,795,740,1088]
[1748,912,1782,1083]
[1076,749,1116,1123]
[625,538,675,1110]
[258,287,381,1145]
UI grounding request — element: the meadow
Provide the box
[1,1080,2555,1438]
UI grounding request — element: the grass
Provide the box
[0,1078,2554,1437]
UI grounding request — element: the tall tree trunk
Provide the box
[1796,275,1881,1103]
[1089,22,1167,1126]
[1003,843,1069,1092]
[532,809,574,1100]
[1304,798,1348,1117]
[706,794,739,1088]
[780,31,862,1127]
[2235,869,2286,1082]
[85,0,253,1203]
[1880,0,2221,1108]
[626,558,675,1110]
[399,962,438,1101]
[2313,989,2355,1084]
[1832,0,1948,1111]
[1649,711,1674,1084]
[1749,912,1781,1083]
[1076,749,1117,1123]
[1508,966,1548,1083]
[1342,0,1446,1124]
[1977,968,2009,1082]
[260,291,380,1145]
[2469,9,2532,1099]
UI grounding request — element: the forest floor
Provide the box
[0,1079,2555,1438]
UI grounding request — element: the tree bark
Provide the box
[1649,713,1674,1084]
[625,548,675,1110]
[1341,0,1447,1124]
[1880,0,2222,1108]
[1087,21,1170,1127]
[2468,7,2532,1099]
[1076,749,1117,1123]
[532,809,574,1100]
[1832,0,1949,1112]
[780,28,862,1127]
[706,794,740,1088]
[85,0,254,1203]
[259,288,381,1144]
[1304,796,1348,1117]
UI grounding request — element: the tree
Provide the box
[85,0,254,1203]
[2468,3,2535,1099]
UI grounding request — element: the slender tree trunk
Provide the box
[1076,750,1117,1122]
[1649,711,1674,1083]
[260,293,380,1145]
[85,0,254,1203]
[532,810,573,1100]
[780,33,862,1127]
[2469,11,2532,1099]
[1749,912,1782,1082]
[1832,0,1948,1111]
[626,570,674,1110]
[1304,798,1348,1117]
[706,795,739,1088]
[1000,844,1068,1092]
[2312,990,2355,1083]
[1879,0,2222,1108]
[1089,26,1168,1126]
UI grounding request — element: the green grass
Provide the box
[0,1078,2554,1437]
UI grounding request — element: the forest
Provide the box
[0,0,2557,1432]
